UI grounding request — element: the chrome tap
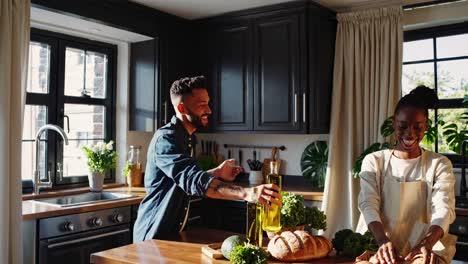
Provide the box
[33,124,69,195]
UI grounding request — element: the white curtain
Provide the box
[321,6,402,237]
[0,0,30,263]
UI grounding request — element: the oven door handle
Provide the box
[48,229,130,249]
[456,241,468,246]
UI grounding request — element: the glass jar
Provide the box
[261,160,282,232]
[127,145,143,187]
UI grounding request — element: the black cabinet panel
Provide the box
[129,39,159,132]
[254,15,301,131]
[212,25,253,131]
[308,11,336,134]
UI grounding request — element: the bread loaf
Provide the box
[267,230,332,262]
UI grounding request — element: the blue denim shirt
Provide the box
[133,116,214,241]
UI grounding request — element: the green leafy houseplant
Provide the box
[280,192,327,231]
[300,141,328,188]
[82,141,117,173]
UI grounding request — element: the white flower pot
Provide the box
[88,171,104,192]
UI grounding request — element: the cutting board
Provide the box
[201,242,224,259]
[262,147,282,183]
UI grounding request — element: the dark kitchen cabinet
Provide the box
[307,7,336,134]
[197,2,335,133]
[200,198,247,234]
[211,23,253,131]
[129,39,160,132]
[253,13,304,132]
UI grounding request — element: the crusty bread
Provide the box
[267,230,332,262]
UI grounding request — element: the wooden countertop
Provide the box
[22,180,323,220]
[22,185,146,220]
[90,227,353,264]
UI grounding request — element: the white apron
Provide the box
[356,149,456,263]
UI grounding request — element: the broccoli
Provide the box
[304,206,327,231]
[230,243,269,264]
[343,232,366,258]
[332,229,354,252]
[362,231,378,252]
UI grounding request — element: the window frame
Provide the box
[23,28,117,191]
[404,22,468,167]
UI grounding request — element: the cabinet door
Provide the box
[129,39,159,131]
[308,13,335,134]
[253,14,302,132]
[211,24,253,131]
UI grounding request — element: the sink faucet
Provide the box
[33,124,69,195]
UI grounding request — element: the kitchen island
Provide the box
[90,227,353,264]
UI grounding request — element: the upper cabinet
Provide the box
[129,39,160,132]
[197,2,335,134]
[253,13,303,132]
[210,23,253,131]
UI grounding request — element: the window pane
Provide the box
[438,108,466,154]
[64,47,85,97]
[85,51,107,98]
[421,109,435,151]
[22,105,48,180]
[22,105,48,140]
[64,48,107,98]
[402,63,434,96]
[403,39,433,62]
[64,104,105,139]
[22,141,46,180]
[27,42,50,93]
[437,33,468,58]
[63,139,102,177]
[437,59,468,99]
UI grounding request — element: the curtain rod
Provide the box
[403,0,467,11]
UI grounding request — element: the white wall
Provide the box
[196,133,329,176]
[403,1,468,30]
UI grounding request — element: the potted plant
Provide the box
[82,141,117,191]
[266,192,327,238]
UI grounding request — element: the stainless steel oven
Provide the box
[38,206,131,264]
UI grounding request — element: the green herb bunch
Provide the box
[332,229,378,258]
[280,192,327,231]
[230,243,268,264]
[82,141,117,173]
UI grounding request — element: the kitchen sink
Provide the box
[32,192,136,207]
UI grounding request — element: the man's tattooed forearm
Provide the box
[211,181,243,193]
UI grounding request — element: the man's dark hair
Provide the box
[170,76,206,98]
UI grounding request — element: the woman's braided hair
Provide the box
[394,85,438,118]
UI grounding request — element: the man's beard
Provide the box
[185,110,209,129]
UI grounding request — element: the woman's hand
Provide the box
[405,225,443,264]
[374,239,400,264]
[404,243,436,264]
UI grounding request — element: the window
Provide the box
[403,22,468,166]
[23,28,116,189]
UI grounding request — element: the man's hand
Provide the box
[244,184,282,209]
[209,159,243,181]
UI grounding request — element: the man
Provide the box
[133,76,282,241]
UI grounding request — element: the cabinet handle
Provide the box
[294,93,298,124]
[303,92,306,123]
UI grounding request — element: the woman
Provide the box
[357,86,456,264]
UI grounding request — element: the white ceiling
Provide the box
[130,0,433,19]
[31,7,152,43]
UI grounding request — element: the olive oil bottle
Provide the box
[262,160,282,232]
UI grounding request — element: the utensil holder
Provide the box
[249,170,263,185]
